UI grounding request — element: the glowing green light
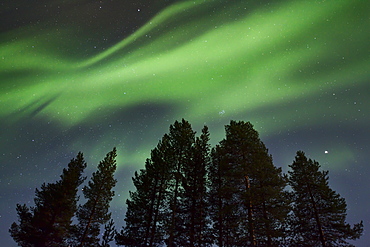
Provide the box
[0,0,369,169]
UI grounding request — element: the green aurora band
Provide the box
[1,0,369,169]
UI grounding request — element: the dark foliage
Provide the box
[9,149,118,247]
[10,120,363,247]
[288,151,363,247]
[73,148,118,247]
[116,119,212,246]
[10,152,87,247]
[209,120,289,246]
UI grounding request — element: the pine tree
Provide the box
[117,119,211,247]
[164,119,195,247]
[180,125,211,246]
[74,148,117,247]
[157,119,211,246]
[116,158,167,246]
[209,144,242,247]
[100,219,116,247]
[116,135,172,247]
[209,120,289,246]
[9,152,87,247]
[288,151,363,247]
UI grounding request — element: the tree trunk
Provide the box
[168,172,180,247]
[245,176,256,247]
[308,185,326,247]
[150,177,165,247]
[262,201,272,246]
[79,197,98,247]
[145,176,157,247]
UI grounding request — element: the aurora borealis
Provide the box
[1,0,369,245]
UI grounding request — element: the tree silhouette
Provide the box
[117,119,211,246]
[181,125,212,246]
[288,151,363,246]
[165,119,211,246]
[10,120,363,247]
[100,219,116,247]
[73,148,117,247]
[10,152,87,247]
[209,120,289,246]
[116,137,171,247]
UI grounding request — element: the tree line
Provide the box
[10,119,363,246]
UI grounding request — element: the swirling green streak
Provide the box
[78,0,208,68]
[0,0,368,131]
[0,27,77,71]
[66,0,367,123]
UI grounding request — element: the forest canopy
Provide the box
[10,119,363,247]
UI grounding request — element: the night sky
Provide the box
[1,0,369,246]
